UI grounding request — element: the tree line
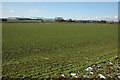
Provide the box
[54,17,116,24]
[1,17,117,24]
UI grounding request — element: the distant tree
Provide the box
[2,19,7,22]
[40,19,43,22]
[55,17,64,22]
[100,20,107,23]
[68,19,72,22]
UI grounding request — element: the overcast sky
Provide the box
[1,2,118,21]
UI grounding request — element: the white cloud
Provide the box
[114,16,118,18]
[59,16,118,21]
[9,10,15,13]
[78,16,118,21]
[45,17,54,19]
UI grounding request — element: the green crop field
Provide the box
[2,23,118,79]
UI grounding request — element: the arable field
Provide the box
[2,23,118,79]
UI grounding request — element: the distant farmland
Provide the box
[2,23,118,79]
